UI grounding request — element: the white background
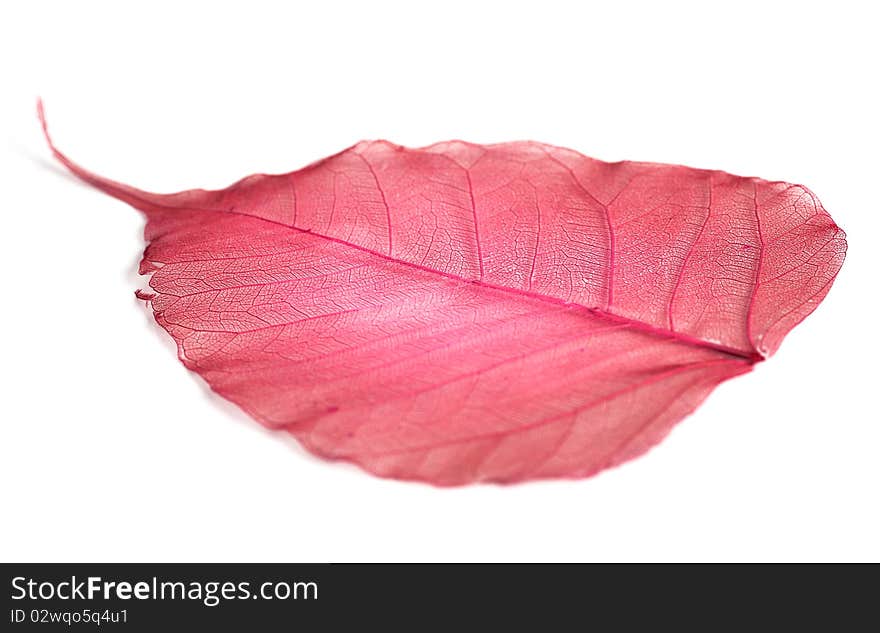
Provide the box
[1,1,877,562]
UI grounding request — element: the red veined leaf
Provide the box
[40,103,846,485]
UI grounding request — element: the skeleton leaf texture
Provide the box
[40,104,846,485]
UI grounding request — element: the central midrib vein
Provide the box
[45,139,760,364]
[161,198,761,363]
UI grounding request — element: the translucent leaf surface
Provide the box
[41,104,846,484]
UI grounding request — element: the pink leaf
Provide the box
[40,104,846,485]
